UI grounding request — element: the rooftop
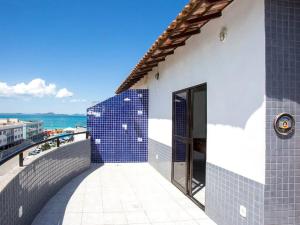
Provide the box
[0,119,24,129]
[0,118,43,128]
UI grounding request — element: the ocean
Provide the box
[0,114,87,130]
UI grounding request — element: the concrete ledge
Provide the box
[0,139,91,225]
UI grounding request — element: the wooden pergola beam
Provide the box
[186,12,222,24]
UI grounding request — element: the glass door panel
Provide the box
[190,85,207,206]
[173,140,188,189]
[174,92,188,137]
[172,91,189,193]
[172,84,207,209]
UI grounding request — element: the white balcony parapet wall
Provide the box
[0,139,91,225]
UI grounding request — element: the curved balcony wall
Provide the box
[0,139,91,225]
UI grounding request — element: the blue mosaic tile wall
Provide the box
[265,1,300,224]
[87,89,148,163]
[206,163,264,225]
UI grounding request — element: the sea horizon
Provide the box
[0,113,87,130]
[0,112,85,116]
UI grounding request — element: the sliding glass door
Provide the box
[172,84,207,208]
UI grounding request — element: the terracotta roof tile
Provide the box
[116,0,233,94]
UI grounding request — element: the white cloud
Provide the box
[0,78,73,99]
[56,88,73,98]
[70,98,87,103]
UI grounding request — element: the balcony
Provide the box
[0,89,216,225]
[0,134,215,225]
[32,163,213,225]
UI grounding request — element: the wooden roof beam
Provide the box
[133,76,144,79]
[145,58,165,65]
[159,42,185,50]
[133,72,148,77]
[170,28,201,40]
[139,64,158,70]
[135,68,152,74]
[129,78,142,84]
[152,50,174,58]
[142,63,158,68]
[134,74,148,79]
[206,0,231,4]
[130,77,141,82]
[186,12,222,24]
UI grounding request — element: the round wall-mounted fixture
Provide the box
[219,27,227,42]
[155,72,160,80]
[274,113,295,136]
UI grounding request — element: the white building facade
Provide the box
[0,119,44,150]
[0,121,24,149]
[116,0,300,225]
[22,121,44,142]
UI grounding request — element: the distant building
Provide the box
[0,119,24,150]
[0,119,44,150]
[22,120,44,142]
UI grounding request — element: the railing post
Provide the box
[19,152,24,167]
[56,138,60,147]
[0,132,87,168]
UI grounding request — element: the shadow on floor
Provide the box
[32,163,104,225]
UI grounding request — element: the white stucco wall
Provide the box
[131,0,265,184]
[14,127,23,141]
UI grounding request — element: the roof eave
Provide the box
[115,0,233,94]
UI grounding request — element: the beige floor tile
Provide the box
[145,210,172,223]
[32,163,215,225]
[175,220,200,225]
[102,212,127,225]
[81,212,103,225]
[126,211,150,224]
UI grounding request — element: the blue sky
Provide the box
[0,0,187,114]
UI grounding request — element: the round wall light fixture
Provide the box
[219,27,227,42]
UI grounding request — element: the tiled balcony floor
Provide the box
[32,163,216,225]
